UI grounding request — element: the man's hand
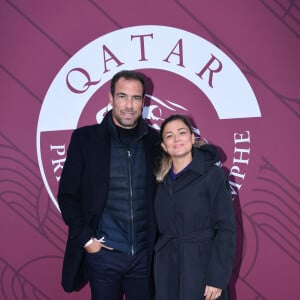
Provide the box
[204,285,222,300]
[84,239,113,253]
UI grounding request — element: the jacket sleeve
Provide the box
[206,166,236,289]
[57,129,93,247]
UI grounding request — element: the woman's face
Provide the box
[161,119,195,159]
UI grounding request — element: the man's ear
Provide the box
[109,93,113,105]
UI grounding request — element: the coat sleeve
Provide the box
[57,129,93,247]
[206,166,236,289]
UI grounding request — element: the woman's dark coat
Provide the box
[154,145,236,300]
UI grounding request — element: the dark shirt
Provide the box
[170,162,192,181]
[116,125,139,148]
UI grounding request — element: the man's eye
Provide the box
[133,96,142,101]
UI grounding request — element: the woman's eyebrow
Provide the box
[163,131,173,136]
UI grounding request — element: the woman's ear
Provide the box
[192,133,195,144]
[161,142,167,152]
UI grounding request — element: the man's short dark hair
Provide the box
[110,70,146,97]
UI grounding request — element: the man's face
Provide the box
[109,77,144,129]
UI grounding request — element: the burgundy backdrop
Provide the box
[1,1,299,299]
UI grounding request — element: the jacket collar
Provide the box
[102,110,148,141]
[162,145,220,188]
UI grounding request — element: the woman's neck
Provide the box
[172,154,192,174]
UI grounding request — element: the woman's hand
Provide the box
[204,285,222,300]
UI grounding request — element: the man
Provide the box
[58,70,160,300]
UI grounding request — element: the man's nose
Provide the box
[126,98,133,108]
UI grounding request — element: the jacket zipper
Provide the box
[126,131,147,257]
[127,149,135,256]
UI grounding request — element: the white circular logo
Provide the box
[37,25,261,209]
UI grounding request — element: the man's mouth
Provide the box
[123,111,134,117]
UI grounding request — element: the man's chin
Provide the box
[119,119,138,128]
[112,115,140,128]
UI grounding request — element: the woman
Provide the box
[154,115,236,300]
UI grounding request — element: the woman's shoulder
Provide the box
[193,144,220,165]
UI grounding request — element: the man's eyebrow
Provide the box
[116,92,143,98]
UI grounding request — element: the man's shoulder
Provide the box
[149,126,159,135]
[71,123,108,142]
[75,123,100,133]
[146,125,160,143]
[146,124,159,137]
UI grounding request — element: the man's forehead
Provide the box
[114,78,143,93]
[116,77,142,85]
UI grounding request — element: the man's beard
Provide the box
[113,110,140,128]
